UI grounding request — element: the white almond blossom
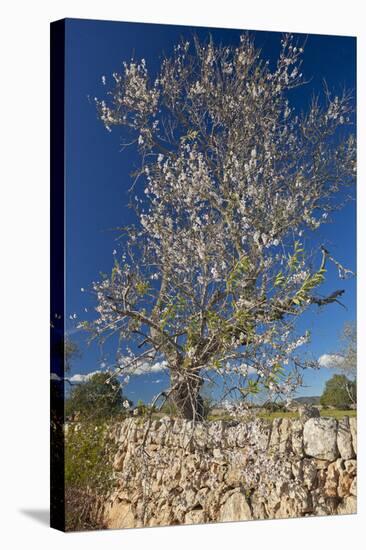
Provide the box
[90,34,356,420]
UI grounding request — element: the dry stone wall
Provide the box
[104,415,357,529]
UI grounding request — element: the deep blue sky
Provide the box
[64,18,356,403]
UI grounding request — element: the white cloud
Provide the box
[67,369,102,383]
[122,360,168,375]
[50,372,62,381]
[150,361,168,373]
[318,354,344,369]
[67,360,168,383]
[245,365,257,375]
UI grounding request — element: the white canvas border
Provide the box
[0,1,364,549]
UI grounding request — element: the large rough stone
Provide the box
[291,420,304,457]
[275,486,312,519]
[338,470,353,498]
[324,459,343,498]
[195,428,209,449]
[303,418,339,460]
[154,504,174,526]
[104,499,135,529]
[279,419,292,453]
[350,477,357,496]
[275,479,289,498]
[316,468,328,490]
[250,493,267,519]
[204,485,223,518]
[219,492,252,522]
[255,420,271,451]
[184,509,205,525]
[183,488,199,509]
[337,417,355,460]
[302,459,318,490]
[265,489,281,516]
[226,426,238,447]
[269,418,282,451]
[291,460,303,479]
[349,417,357,454]
[344,459,357,477]
[338,496,357,515]
[225,466,242,487]
[311,493,331,516]
[314,459,330,470]
[212,448,227,466]
[113,449,126,471]
[207,421,225,448]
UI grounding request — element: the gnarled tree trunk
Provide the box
[169,370,204,420]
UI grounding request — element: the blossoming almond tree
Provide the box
[88,34,356,420]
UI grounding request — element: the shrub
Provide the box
[65,422,117,530]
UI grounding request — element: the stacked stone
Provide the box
[104,415,357,528]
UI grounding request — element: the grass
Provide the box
[133,409,356,423]
[206,413,234,422]
[258,411,298,421]
[205,409,356,422]
[320,409,357,419]
[258,409,357,421]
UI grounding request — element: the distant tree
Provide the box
[65,338,81,372]
[200,379,217,418]
[91,34,356,420]
[262,401,286,413]
[319,322,356,379]
[52,337,80,374]
[135,398,147,415]
[65,372,125,421]
[338,322,357,379]
[159,399,178,416]
[320,374,356,409]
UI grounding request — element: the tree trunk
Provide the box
[169,370,204,420]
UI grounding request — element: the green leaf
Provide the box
[274,271,286,287]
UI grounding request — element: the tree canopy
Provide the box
[320,374,356,409]
[87,34,356,419]
[338,322,357,379]
[65,372,126,421]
